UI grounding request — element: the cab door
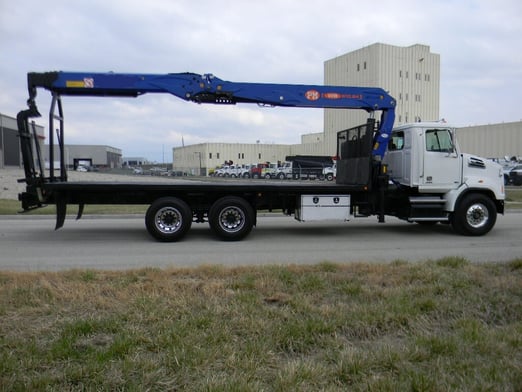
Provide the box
[421,128,461,190]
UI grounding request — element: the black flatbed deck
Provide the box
[41,178,367,206]
[44,178,364,192]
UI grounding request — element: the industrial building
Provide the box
[0,113,44,168]
[173,134,324,176]
[455,121,522,160]
[2,113,121,170]
[323,43,441,154]
[45,144,122,169]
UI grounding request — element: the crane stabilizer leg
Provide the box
[55,194,67,230]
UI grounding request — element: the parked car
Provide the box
[150,166,168,176]
[508,165,522,185]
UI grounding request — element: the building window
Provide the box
[357,64,360,71]
[399,70,402,78]
[415,94,421,102]
[258,153,261,159]
[425,74,430,82]
[217,153,220,159]
[405,93,409,101]
[363,61,367,70]
[209,152,212,159]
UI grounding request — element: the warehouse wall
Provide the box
[456,121,522,159]
[0,113,45,168]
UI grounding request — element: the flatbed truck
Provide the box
[16,71,505,241]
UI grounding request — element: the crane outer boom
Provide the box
[25,71,396,158]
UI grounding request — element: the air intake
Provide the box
[468,156,486,169]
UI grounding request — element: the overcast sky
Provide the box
[1,0,521,162]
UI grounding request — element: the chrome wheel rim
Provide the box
[155,206,182,234]
[466,203,488,229]
[218,207,245,233]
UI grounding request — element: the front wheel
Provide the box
[208,196,255,241]
[451,194,496,236]
[145,197,192,242]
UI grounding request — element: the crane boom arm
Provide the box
[27,71,394,109]
[24,71,395,159]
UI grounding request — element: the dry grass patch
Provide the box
[1,259,521,391]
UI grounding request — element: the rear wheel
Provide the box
[451,194,496,236]
[145,197,192,242]
[209,196,255,241]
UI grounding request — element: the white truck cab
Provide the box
[383,122,505,235]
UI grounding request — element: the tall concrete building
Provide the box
[323,43,440,154]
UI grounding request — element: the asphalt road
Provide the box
[0,213,520,271]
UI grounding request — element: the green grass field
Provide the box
[1,259,520,391]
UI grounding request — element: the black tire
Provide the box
[325,173,334,181]
[451,193,496,236]
[208,196,255,241]
[145,197,192,242]
[277,172,285,180]
[264,173,272,179]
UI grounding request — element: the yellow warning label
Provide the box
[66,81,85,88]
